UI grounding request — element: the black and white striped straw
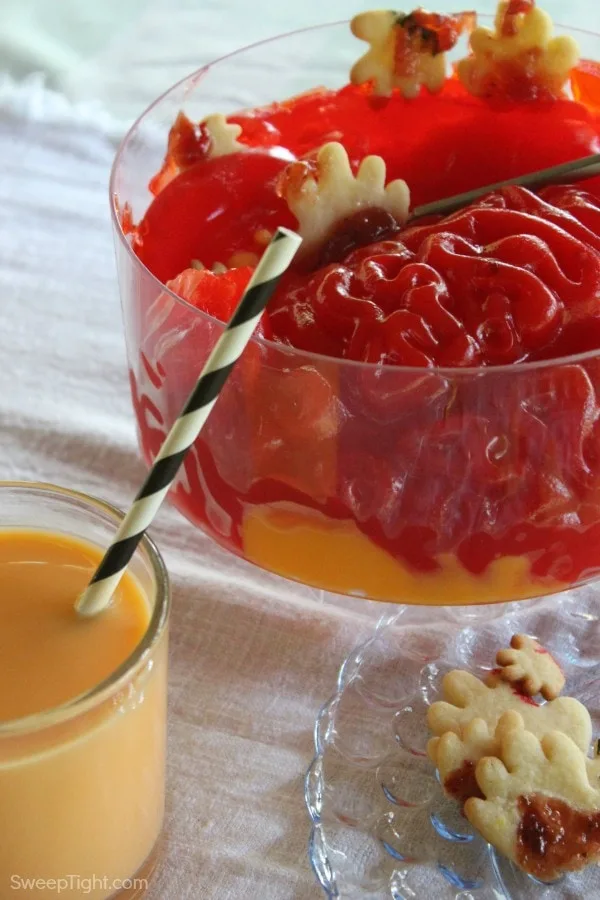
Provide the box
[76,226,302,617]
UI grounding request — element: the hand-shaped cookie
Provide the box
[430,699,599,807]
[278,142,409,256]
[428,669,591,754]
[202,114,244,158]
[465,714,600,880]
[350,10,474,98]
[496,633,565,700]
[428,711,522,805]
[457,0,579,101]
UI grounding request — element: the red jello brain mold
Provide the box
[125,14,600,596]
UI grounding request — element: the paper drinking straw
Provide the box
[411,152,600,220]
[76,226,302,617]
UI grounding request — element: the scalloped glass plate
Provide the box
[305,589,600,899]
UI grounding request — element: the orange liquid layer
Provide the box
[243,506,566,605]
[0,530,167,899]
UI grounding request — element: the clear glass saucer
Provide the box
[305,588,600,899]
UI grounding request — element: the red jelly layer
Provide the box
[128,65,600,590]
[133,76,600,282]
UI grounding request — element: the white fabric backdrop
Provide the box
[0,1,598,896]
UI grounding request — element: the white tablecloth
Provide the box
[0,2,598,896]
[0,74,384,899]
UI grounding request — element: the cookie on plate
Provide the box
[431,711,518,806]
[465,712,600,880]
[495,633,565,700]
[427,657,592,804]
[427,668,591,755]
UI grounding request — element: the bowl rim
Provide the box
[109,16,600,378]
